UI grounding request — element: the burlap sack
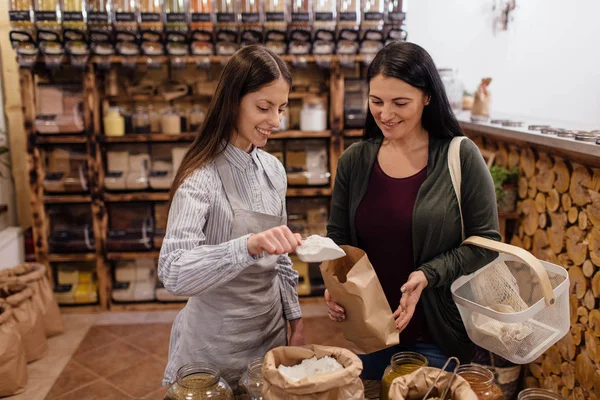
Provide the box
[0,284,48,362]
[0,301,28,397]
[262,345,364,400]
[0,263,64,337]
[389,367,478,400]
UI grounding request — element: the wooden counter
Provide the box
[459,113,600,399]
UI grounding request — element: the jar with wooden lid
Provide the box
[380,352,428,400]
[164,362,234,400]
[457,364,505,400]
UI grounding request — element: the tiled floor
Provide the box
[7,298,353,400]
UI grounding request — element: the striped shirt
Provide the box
[158,143,302,321]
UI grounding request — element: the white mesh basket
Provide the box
[451,236,570,364]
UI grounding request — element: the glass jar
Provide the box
[104,107,125,136]
[189,105,206,132]
[380,352,428,400]
[518,388,564,400]
[133,105,150,134]
[148,104,161,133]
[457,364,505,400]
[164,362,234,400]
[246,357,264,400]
[438,68,464,113]
[300,97,327,131]
[161,108,182,134]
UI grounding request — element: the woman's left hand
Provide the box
[289,318,305,346]
[393,271,429,332]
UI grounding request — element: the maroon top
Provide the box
[355,158,431,344]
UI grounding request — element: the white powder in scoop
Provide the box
[296,235,346,263]
[278,356,344,382]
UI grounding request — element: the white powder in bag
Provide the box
[296,235,346,263]
[277,356,344,382]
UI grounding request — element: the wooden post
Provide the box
[20,69,50,269]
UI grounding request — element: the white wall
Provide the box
[406,0,600,126]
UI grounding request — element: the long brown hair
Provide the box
[169,45,292,206]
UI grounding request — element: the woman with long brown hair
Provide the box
[159,45,305,389]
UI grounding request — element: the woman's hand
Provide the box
[325,289,346,322]
[247,225,302,256]
[289,318,305,346]
[393,271,428,332]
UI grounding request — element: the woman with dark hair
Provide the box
[159,45,305,388]
[325,41,501,379]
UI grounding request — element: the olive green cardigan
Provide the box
[327,135,501,362]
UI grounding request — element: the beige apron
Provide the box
[164,154,288,389]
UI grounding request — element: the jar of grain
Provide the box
[164,362,234,400]
[457,364,505,400]
[380,352,428,400]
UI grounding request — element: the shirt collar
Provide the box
[222,142,262,171]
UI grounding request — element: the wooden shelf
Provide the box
[94,55,324,65]
[99,133,195,143]
[104,192,169,202]
[59,304,103,313]
[43,194,92,204]
[498,211,520,219]
[48,253,96,262]
[271,130,331,139]
[106,251,160,261]
[288,92,328,100]
[286,187,332,197]
[109,302,186,311]
[36,135,88,144]
[106,94,211,103]
[343,129,364,137]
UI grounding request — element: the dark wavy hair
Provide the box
[363,41,464,140]
[169,45,291,207]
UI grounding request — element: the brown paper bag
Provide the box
[0,284,48,362]
[262,345,364,400]
[320,245,399,354]
[0,301,28,397]
[1,263,65,337]
[389,367,478,400]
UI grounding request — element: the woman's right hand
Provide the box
[247,225,303,256]
[325,289,346,322]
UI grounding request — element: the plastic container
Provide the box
[344,78,368,128]
[189,104,206,132]
[264,0,288,55]
[104,107,125,136]
[300,97,327,131]
[35,84,85,134]
[286,140,330,186]
[42,147,88,193]
[439,68,464,113]
[106,203,154,251]
[132,105,150,134]
[105,150,129,190]
[457,364,505,400]
[380,352,428,400]
[164,362,234,400]
[112,259,157,302]
[161,108,182,134]
[47,204,95,253]
[53,262,98,305]
[451,237,570,364]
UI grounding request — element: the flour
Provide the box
[277,356,344,382]
[296,235,346,263]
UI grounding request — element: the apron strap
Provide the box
[215,155,247,211]
[255,152,285,216]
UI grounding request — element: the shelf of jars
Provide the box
[48,253,96,262]
[35,135,90,145]
[43,194,92,204]
[99,132,196,143]
[106,251,161,261]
